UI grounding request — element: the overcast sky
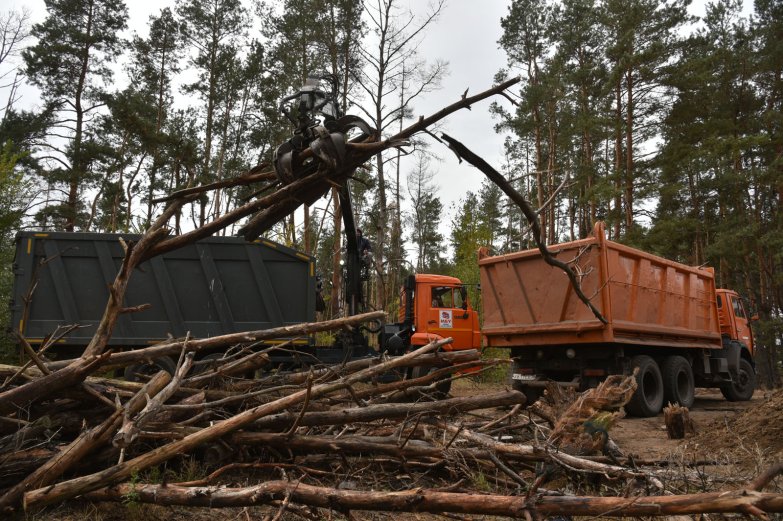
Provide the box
[4,0,754,246]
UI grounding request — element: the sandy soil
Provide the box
[611,388,771,461]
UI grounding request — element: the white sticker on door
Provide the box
[439,309,453,328]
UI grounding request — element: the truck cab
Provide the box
[716,288,755,355]
[379,274,481,355]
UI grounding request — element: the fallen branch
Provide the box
[81,481,783,517]
[112,353,194,449]
[440,133,607,325]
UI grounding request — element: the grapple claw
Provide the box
[272,76,375,185]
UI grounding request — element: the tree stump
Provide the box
[663,403,696,439]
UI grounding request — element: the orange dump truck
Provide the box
[478,222,756,416]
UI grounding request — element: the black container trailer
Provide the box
[9,232,370,369]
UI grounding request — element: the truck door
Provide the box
[425,285,475,350]
[730,295,754,354]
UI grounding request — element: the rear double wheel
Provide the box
[720,358,756,402]
[626,355,664,417]
[661,355,695,408]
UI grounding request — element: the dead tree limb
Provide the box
[750,463,783,492]
[143,78,521,246]
[81,481,783,517]
[439,421,662,488]
[439,133,607,325]
[112,353,194,449]
[46,310,386,371]
[151,165,275,203]
[249,390,525,431]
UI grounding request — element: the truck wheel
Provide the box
[410,365,451,399]
[124,356,176,382]
[512,381,543,405]
[720,358,756,402]
[192,352,227,374]
[661,355,695,408]
[626,355,664,417]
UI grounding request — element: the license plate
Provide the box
[512,373,536,381]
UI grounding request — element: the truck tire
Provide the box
[626,355,664,417]
[720,358,756,402]
[124,356,176,382]
[192,352,227,374]
[661,355,695,408]
[512,381,543,405]
[410,365,451,399]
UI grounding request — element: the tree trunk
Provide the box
[624,67,634,231]
[613,78,623,239]
[81,481,783,516]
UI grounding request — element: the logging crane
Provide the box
[272,75,377,357]
[271,76,481,382]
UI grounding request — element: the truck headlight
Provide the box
[566,348,576,359]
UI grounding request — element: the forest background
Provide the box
[0,0,781,387]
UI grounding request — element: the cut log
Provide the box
[45,310,387,371]
[81,481,783,516]
[0,354,109,415]
[252,390,524,431]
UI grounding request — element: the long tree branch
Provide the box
[440,133,608,325]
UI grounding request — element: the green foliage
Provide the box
[0,142,33,362]
[122,471,141,508]
[478,347,511,384]
[23,0,129,231]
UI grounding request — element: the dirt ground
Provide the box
[612,388,776,461]
[452,379,780,463]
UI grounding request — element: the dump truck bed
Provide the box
[10,232,316,349]
[479,224,721,350]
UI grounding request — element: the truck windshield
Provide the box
[732,297,746,319]
[431,286,454,308]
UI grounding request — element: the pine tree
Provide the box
[406,153,444,271]
[177,0,248,227]
[23,0,128,231]
[498,0,555,242]
[128,8,184,226]
[600,0,689,239]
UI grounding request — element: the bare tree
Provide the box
[354,0,448,310]
[0,8,31,121]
